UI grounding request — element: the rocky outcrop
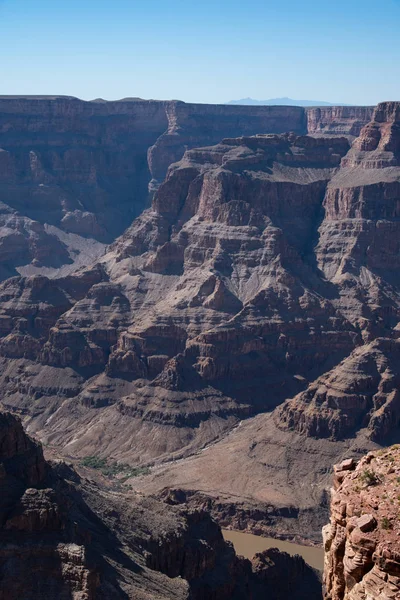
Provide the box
[0,410,100,599]
[323,449,400,600]
[107,133,355,405]
[251,548,322,600]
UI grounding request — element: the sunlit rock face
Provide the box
[323,449,400,600]
[277,102,400,442]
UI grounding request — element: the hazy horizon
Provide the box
[1,0,400,105]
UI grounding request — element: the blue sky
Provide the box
[1,0,399,104]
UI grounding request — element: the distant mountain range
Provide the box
[227,97,350,107]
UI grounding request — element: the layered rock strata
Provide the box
[0,96,371,277]
[0,101,398,544]
[0,131,362,464]
[306,107,374,137]
[323,449,400,600]
[277,101,400,441]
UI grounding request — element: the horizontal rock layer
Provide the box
[0,96,372,277]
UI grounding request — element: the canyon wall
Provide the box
[323,450,400,600]
[306,106,374,136]
[0,96,371,278]
[277,100,400,442]
[0,98,398,543]
[0,102,397,462]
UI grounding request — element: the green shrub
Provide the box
[381,516,392,530]
[80,456,107,470]
[79,456,150,478]
[359,469,379,487]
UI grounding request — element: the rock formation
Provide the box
[0,409,321,599]
[277,101,400,441]
[306,106,374,137]
[0,98,399,544]
[0,96,371,278]
[277,338,400,441]
[323,448,400,600]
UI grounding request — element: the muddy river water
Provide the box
[222,529,324,571]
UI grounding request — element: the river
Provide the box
[222,529,324,571]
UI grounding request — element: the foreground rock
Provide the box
[323,448,400,600]
[0,409,321,599]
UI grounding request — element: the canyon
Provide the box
[0,96,399,597]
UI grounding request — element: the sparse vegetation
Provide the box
[80,455,150,479]
[359,468,380,487]
[80,456,108,470]
[381,516,393,530]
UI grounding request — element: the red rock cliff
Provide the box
[323,450,400,600]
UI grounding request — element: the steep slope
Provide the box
[323,449,400,600]
[0,409,321,600]
[277,339,400,441]
[277,101,400,442]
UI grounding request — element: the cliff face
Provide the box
[0,105,398,466]
[0,96,371,278]
[306,106,374,137]
[147,102,306,191]
[277,338,400,442]
[323,449,400,600]
[0,131,362,465]
[277,101,400,441]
